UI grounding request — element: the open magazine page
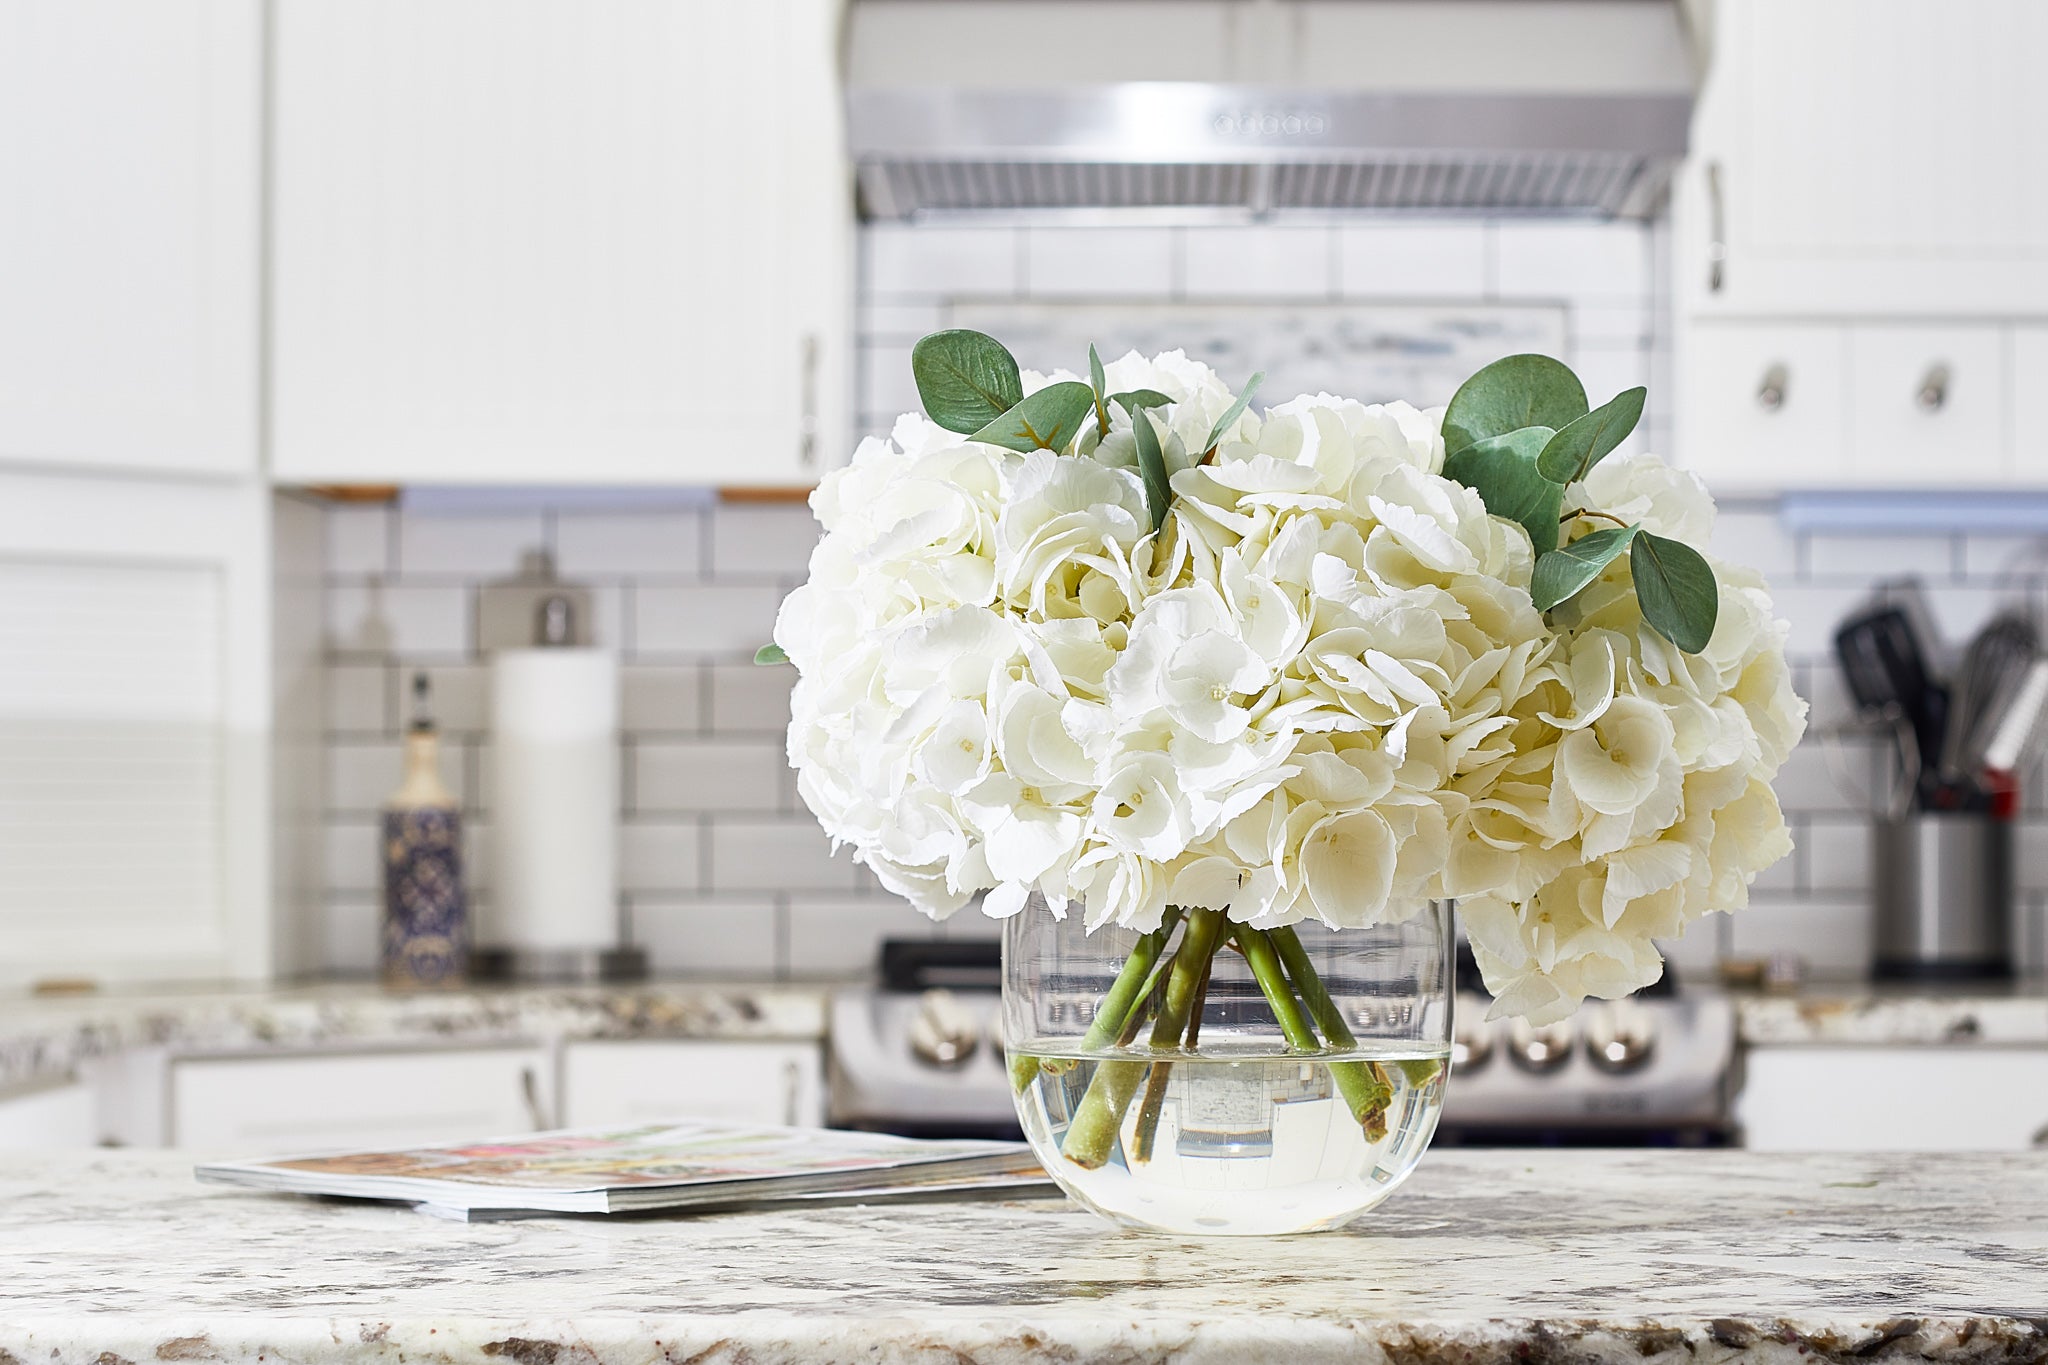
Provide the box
[196,1120,1048,1215]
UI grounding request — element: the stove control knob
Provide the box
[908,989,980,1069]
[1506,1016,1574,1073]
[1584,1001,1656,1073]
[1451,1000,1494,1073]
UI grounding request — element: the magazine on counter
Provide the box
[196,1120,1052,1219]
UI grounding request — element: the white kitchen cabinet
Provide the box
[170,1047,554,1151]
[1847,325,2008,485]
[2012,326,2048,483]
[0,0,261,476]
[1679,322,1847,486]
[0,470,275,987]
[562,1040,824,1129]
[1738,1046,2048,1151]
[270,0,851,487]
[1678,0,2048,318]
[0,1079,98,1148]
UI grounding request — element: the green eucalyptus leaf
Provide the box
[912,329,1024,434]
[1131,406,1173,533]
[754,643,789,666]
[1088,343,1111,434]
[1202,371,1265,455]
[1530,524,1639,612]
[1536,387,1648,484]
[1442,354,1589,458]
[1440,427,1564,554]
[1630,531,1720,653]
[971,381,1097,454]
[1111,389,1172,413]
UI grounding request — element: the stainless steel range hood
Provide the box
[846,1,1701,220]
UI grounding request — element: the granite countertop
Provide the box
[0,981,832,1094]
[2,1148,2043,1363]
[1733,983,2048,1046]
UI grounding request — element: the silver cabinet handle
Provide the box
[2031,1121,2048,1148]
[520,1066,548,1130]
[799,334,820,468]
[781,1059,802,1126]
[1917,363,1951,412]
[1757,363,1788,411]
[1706,160,1726,293]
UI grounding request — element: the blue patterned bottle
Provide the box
[382,673,468,989]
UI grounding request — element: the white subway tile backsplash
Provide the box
[621,665,702,733]
[1565,346,1648,406]
[632,897,781,977]
[316,895,380,976]
[324,820,381,895]
[1494,222,1648,302]
[784,895,932,978]
[634,583,784,656]
[327,506,393,576]
[327,583,470,656]
[396,513,546,577]
[1573,301,1655,348]
[635,740,783,814]
[327,741,401,814]
[861,300,947,341]
[710,505,820,578]
[553,511,703,577]
[1772,740,1882,816]
[1768,583,1875,656]
[1960,533,2048,581]
[1182,226,1334,299]
[1728,894,1872,973]
[866,223,1021,296]
[1656,918,1727,975]
[1805,532,1956,580]
[1335,222,1488,299]
[621,818,704,894]
[1024,227,1178,299]
[1803,818,1871,892]
[1708,509,1798,580]
[711,817,858,891]
[861,341,923,419]
[709,661,794,734]
[392,663,488,735]
[326,663,390,735]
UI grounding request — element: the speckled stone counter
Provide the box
[2,1148,2043,1364]
[0,982,830,1093]
[1736,986,2048,1046]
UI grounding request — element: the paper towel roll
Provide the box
[488,648,620,953]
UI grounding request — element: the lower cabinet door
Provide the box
[170,1047,553,1151]
[0,1078,98,1148]
[1738,1046,2048,1151]
[561,1041,824,1129]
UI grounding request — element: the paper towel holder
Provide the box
[472,550,649,987]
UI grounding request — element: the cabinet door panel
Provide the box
[1739,1047,2048,1151]
[562,1040,823,1129]
[171,1048,552,1151]
[1847,326,2007,485]
[271,0,849,486]
[1679,323,1845,487]
[0,0,260,475]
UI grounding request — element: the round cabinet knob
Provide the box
[1756,363,1789,412]
[1451,995,1494,1073]
[908,988,980,1069]
[1917,362,1951,413]
[1507,1017,1575,1073]
[1584,1001,1657,1074]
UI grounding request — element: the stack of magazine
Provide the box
[196,1121,1053,1222]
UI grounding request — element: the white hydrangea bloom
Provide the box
[777,350,1807,1022]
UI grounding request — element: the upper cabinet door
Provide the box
[0,0,261,476]
[270,0,852,487]
[1678,0,2048,316]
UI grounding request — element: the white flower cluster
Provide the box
[776,352,1806,1022]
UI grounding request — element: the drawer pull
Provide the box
[1916,363,1950,413]
[2032,1121,2048,1148]
[1757,363,1788,412]
[1706,161,1726,293]
[520,1066,548,1130]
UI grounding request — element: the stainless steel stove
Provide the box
[828,939,1737,1145]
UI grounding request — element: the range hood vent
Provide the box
[847,2,1700,222]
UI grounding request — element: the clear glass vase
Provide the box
[1002,899,1454,1236]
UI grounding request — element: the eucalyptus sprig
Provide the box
[1439,354,1716,654]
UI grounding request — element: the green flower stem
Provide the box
[1271,925,1441,1090]
[1078,908,1183,1053]
[1060,908,1228,1170]
[1257,925,1393,1133]
[1232,927,1320,1050]
[1130,951,1213,1164]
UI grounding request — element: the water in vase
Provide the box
[1012,1042,1450,1236]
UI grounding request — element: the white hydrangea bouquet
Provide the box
[765,332,1805,1029]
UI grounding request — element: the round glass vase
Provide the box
[1002,899,1453,1236]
